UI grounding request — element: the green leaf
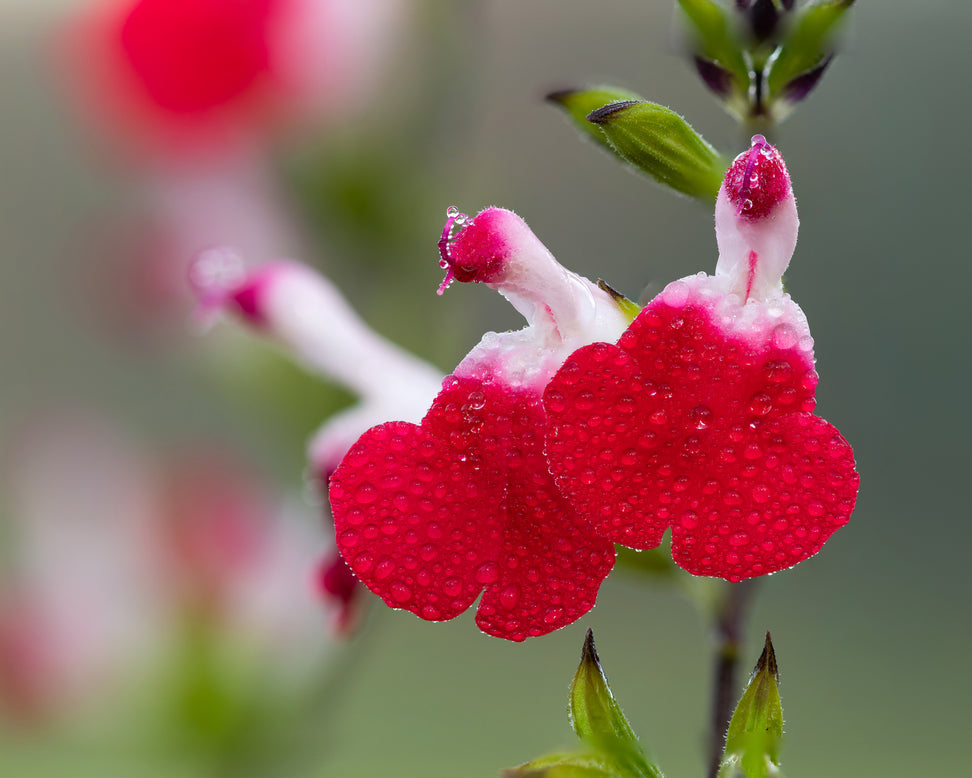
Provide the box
[569,630,665,778]
[718,632,785,778]
[596,280,641,323]
[546,86,644,151]
[676,0,749,86]
[767,0,854,96]
[504,751,624,778]
[586,101,727,201]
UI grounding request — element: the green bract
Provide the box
[718,633,785,778]
[767,1,855,96]
[547,86,643,152]
[506,631,664,778]
[587,101,727,201]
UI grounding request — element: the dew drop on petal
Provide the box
[730,531,750,547]
[475,562,499,584]
[355,483,378,504]
[391,583,413,603]
[500,586,520,609]
[443,578,462,597]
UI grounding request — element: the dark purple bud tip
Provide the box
[748,0,782,41]
[545,87,580,105]
[724,135,791,220]
[693,56,735,99]
[782,55,834,103]
[587,100,642,125]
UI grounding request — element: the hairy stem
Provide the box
[707,578,758,778]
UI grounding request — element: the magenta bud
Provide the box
[723,134,792,220]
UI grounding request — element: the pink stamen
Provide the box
[736,134,768,216]
[436,206,469,296]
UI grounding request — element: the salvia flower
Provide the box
[60,0,409,157]
[328,208,629,641]
[543,136,859,581]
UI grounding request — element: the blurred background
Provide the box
[0,1,969,776]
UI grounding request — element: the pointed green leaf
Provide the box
[718,633,784,778]
[504,751,624,778]
[547,86,644,151]
[570,630,665,778]
[676,0,749,86]
[586,101,727,201]
[597,280,642,323]
[767,0,854,96]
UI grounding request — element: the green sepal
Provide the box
[547,86,644,152]
[504,751,624,778]
[569,630,665,778]
[767,0,854,96]
[718,633,785,778]
[597,280,641,323]
[676,0,749,87]
[586,101,727,201]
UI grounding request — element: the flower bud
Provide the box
[587,101,726,201]
[715,134,798,301]
[546,85,642,152]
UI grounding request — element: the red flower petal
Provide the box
[330,377,615,641]
[544,300,858,581]
[119,0,277,115]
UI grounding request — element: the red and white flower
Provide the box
[328,208,628,641]
[543,136,859,581]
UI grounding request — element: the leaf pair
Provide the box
[506,631,784,778]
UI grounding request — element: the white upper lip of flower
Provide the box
[445,208,630,391]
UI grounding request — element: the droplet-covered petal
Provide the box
[330,377,615,640]
[544,295,858,580]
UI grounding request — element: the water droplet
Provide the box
[649,409,668,426]
[748,392,773,416]
[744,442,763,461]
[752,484,771,503]
[543,607,565,625]
[680,510,699,529]
[730,531,750,547]
[354,483,378,504]
[772,323,798,350]
[764,359,793,384]
[576,391,595,411]
[638,430,658,449]
[475,563,499,584]
[446,205,459,218]
[375,559,396,580]
[391,583,412,603]
[689,405,713,430]
[500,586,520,609]
[742,198,754,211]
[354,552,374,573]
[443,578,462,597]
[545,390,566,413]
